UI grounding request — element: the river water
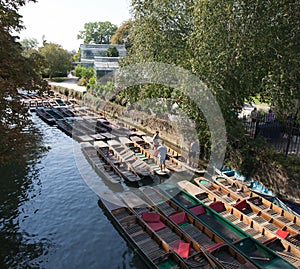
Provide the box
[0,113,147,269]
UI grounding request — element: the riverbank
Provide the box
[49,79,300,203]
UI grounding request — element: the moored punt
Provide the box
[94,140,142,186]
[43,108,64,120]
[81,143,123,185]
[218,169,275,199]
[138,186,259,269]
[178,180,300,268]
[96,118,131,136]
[72,119,98,136]
[36,108,56,125]
[98,196,191,269]
[157,183,296,269]
[119,137,171,177]
[107,139,153,179]
[118,191,228,269]
[56,120,73,136]
[56,119,94,142]
[206,176,300,236]
[214,171,299,217]
[101,132,116,141]
[142,135,206,176]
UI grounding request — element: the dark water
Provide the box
[0,113,148,269]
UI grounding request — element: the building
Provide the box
[79,44,126,81]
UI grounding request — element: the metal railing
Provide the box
[244,119,300,157]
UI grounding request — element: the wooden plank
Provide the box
[94,141,109,148]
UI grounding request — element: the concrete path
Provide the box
[49,76,86,93]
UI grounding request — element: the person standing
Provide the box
[152,131,159,148]
[250,107,258,124]
[156,141,167,171]
[188,140,199,167]
[265,109,275,123]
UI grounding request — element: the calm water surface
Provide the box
[0,113,147,269]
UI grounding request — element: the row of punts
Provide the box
[20,92,76,109]
[30,101,300,269]
[99,181,300,268]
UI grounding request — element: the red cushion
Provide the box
[189,205,205,216]
[171,240,190,259]
[209,201,225,212]
[147,221,166,231]
[233,200,248,211]
[142,212,160,223]
[276,229,289,239]
[169,212,187,224]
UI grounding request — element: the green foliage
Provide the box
[106,46,119,57]
[77,21,118,44]
[20,37,39,57]
[74,65,95,87]
[39,43,72,78]
[72,48,81,62]
[0,0,49,166]
[123,0,300,176]
[110,20,133,48]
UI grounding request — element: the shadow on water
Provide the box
[0,128,51,268]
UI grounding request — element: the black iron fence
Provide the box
[244,119,300,157]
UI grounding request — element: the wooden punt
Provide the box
[94,140,142,186]
[106,139,153,178]
[57,107,76,117]
[142,136,206,175]
[81,143,122,184]
[218,169,275,199]
[178,179,300,268]
[55,119,94,142]
[56,120,73,136]
[96,118,131,136]
[127,136,190,175]
[98,195,191,269]
[119,137,171,177]
[205,176,300,239]
[157,183,296,269]
[101,132,116,141]
[36,108,56,125]
[214,170,300,217]
[138,186,260,269]
[118,191,227,269]
[72,119,98,136]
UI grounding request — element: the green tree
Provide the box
[77,21,117,44]
[106,46,119,57]
[72,48,81,62]
[110,20,133,48]
[39,43,72,79]
[74,65,95,86]
[20,37,39,57]
[0,0,48,165]
[124,0,300,175]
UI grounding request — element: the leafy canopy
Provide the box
[122,0,300,174]
[77,21,118,44]
[39,43,73,78]
[0,0,48,165]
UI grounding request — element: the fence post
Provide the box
[285,121,293,156]
[254,120,259,139]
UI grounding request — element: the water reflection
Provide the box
[1,114,146,269]
[0,140,50,268]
